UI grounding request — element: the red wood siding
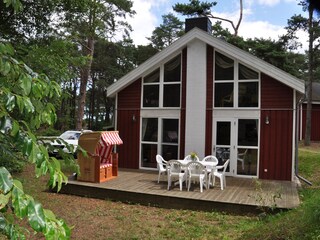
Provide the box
[117,79,141,169]
[301,104,320,141]
[205,45,214,155]
[179,48,187,158]
[260,74,293,180]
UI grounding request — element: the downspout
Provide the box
[295,95,312,185]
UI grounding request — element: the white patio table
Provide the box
[169,160,217,189]
[176,159,217,171]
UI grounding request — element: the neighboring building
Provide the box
[107,18,304,181]
[300,82,320,141]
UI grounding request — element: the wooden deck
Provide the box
[58,169,301,214]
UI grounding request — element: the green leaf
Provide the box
[22,138,33,157]
[10,120,19,137]
[0,193,11,210]
[19,74,32,95]
[0,167,13,194]
[43,209,71,239]
[2,61,11,75]
[23,98,34,113]
[5,93,15,112]
[3,0,23,12]
[16,95,24,113]
[12,180,29,218]
[27,200,46,232]
[0,215,7,231]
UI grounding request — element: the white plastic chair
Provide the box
[237,149,247,170]
[167,160,187,191]
[184,154,200,161]
[202,155,218,188]
[211,159,230,190]
[186,161,207,193]
[156,155,167,183]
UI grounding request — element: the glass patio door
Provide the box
[213,120,234,175]
[213,118,259,177]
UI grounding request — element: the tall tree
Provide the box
[88,38,137,130]
[0,0,57,42]
[305,0,320,146]
[173,0,243,36]
[285,0,320,146]
[147,13,184,50]
[59,0,135,130]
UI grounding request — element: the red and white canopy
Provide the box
[96,131,123,163]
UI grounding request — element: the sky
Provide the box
[126,0,308,51]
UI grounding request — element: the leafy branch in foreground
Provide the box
[0,41,72,238]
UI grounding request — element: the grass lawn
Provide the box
[10,142,320,239]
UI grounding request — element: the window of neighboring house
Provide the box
[142,54,181,108]
[214,52,259,108]
[141,118,179,169]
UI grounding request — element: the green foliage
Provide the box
[147,13,184,50]
[0,168,71,239]
[242,148,320,240]
[249,179,282,218]
[0,41,71,238]
[173,0,217,17]
[0,151,25,173]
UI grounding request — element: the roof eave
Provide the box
[107,28,305,97]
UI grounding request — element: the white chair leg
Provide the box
[167,177,171,190]
[200,178,203,193]
[179,179,183,191]
[158,172,161,183]
[220,178,224,190]
[212,174,216,187]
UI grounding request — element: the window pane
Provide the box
[239,64,258,80]
[216,122,230,145]
[164,55,181,82]
[143,85,159,107]
[216,147,230,167]
[215,52,234,80]
[214,83,234,107]
[141,144,157,168]
[238,119,258,146]
[163,84,180,107]
[162,119,179,143]
[144,69,159,83]
[142,118,158,142]
[162,145,178,160]
[238,82,259,107]
[237,148,257,176]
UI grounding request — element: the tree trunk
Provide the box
[76,37,94,130]
[304,6,314,146]
[88,76,96,130]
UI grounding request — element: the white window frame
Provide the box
[141,54,182,110]
[214,50,261,109]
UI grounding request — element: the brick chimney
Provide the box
[185,17,212,33]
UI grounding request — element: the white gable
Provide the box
[107,28,304,97]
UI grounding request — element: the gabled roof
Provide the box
[312,82,320,102]
[107,28,304,97]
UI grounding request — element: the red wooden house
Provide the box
[107,18,304,181]
[299,82,320,141]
